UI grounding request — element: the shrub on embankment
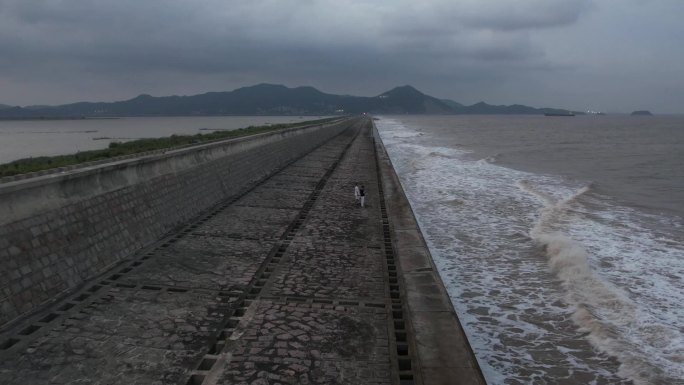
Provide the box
[0,117,339,177]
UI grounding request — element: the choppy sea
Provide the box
[376,115,683,385]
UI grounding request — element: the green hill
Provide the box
[0,84,577,118]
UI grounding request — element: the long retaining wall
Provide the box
[374,123,487,384]
[0,118,355,327]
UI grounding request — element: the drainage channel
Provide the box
[0,119,362,358]
[373,130,418,385]
[184,122,365,385]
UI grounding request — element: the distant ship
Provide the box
[544,112,575,116]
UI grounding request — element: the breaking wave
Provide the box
[519,181,682,385]
[377,116,683,385]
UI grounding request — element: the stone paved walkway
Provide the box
[0,119,413,385]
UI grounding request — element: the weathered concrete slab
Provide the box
[393,229,425,250]
[267,243,385,299]
[120,237,274,291]
[293,187,383,246]
[216,299,391,385]
[0,286,235,385]
[374,125,487,385]
[319,175,379,202]
[411,311,479,369]
[403,272,453,312]
[276,165,328,178]
[289,155,340,168]
[395,246,434,273]
[293,211,382,246]
[234,186,311,210]
[259,175,320,192]
[192,206,298,240]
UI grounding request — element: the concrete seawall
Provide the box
[0,116,486,385]
[373,122,486,384]
[0,118,355,327]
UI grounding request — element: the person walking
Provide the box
[354,183,360,202]
[359,185,366,208]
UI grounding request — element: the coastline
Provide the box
[374,115,683,384]
[373,120,487,384]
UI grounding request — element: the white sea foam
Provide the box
[376,117,683,385]
[520,181,683,384]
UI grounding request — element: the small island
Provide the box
[631,110,653,116]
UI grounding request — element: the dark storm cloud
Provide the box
[0,0,682,112]
[0,0,582,74]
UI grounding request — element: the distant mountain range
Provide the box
[0,84,578,118]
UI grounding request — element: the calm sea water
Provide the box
[0,116,323,163]
[376,115,683,385]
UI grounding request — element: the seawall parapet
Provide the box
[373,122,487,384]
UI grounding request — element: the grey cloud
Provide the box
[0,0,571,68]
[455,0,593,31]
[0,0,681,112]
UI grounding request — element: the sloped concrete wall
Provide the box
[0,119,353,327]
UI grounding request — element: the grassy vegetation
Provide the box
[0,117,340,178]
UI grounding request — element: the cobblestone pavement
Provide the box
[0,119,409,385]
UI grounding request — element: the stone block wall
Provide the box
[0,119,354,327]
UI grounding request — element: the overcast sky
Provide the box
[1,0,683,113]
